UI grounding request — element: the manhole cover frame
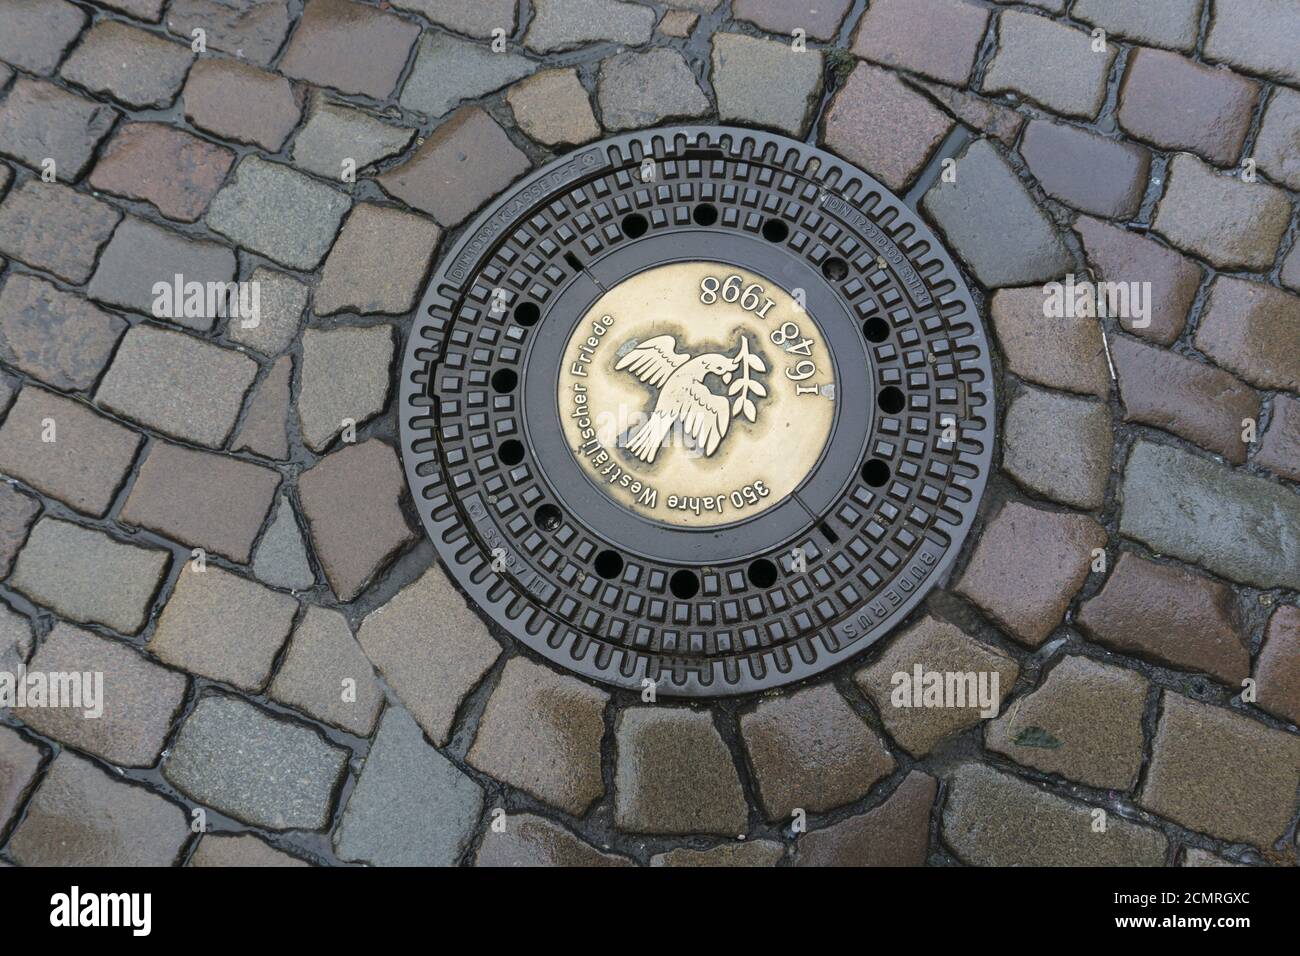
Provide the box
[399,126,995,698]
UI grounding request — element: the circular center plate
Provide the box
[399,126,996,697]
[557,261,836,529]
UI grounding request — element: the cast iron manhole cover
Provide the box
[399,127,994,697]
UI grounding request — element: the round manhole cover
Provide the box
[400,127,995,697]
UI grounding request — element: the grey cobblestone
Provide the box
[164,693,347,831]
[335,706,483,866]
[0,275,124,393]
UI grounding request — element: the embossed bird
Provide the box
[615,334,766,464]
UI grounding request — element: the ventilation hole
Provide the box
[877,386,906,414]
[761,218,789,243]
[669,569,701,599]
[534,504,562,532]
[621,212,648,238]
[499,439,524,466]
[514,301,540,326]
[563,251,584,271]
[862,458,891,487]
[862,317,890,343]
[747,558,778,588]
[692,203,718,226]
[594,549,625,579]
[818,522,840,544]
[490,368,518,393]
[822,256,848,281]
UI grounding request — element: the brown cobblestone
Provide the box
[507,69,601,148]
[316,204,440,316]
[60,20,193,110]
[1254,87,1300,192]
[614,707,747,836]
[821,63,953,191]
[0,77,116,182]
[1256,395,1300,482]
[1195,277,1300,392]
[166,0,293,69]
[652,842,783,867]
[0,386,141,518]
[989,286,1109,398]
[0,485,39,579]
[1072,0,1202,52]
[794,771,936,867]
[88,218,237,331]
[0,179,122,285]
[1255,605,1299,727]
[121,440,280,564]
[392,0,518,40]
[956,501,1106,647]
[9,752,187,866]
[1139,692,1300,848]
[855,615,1019,755]
[740,683,895,820]
[1203,0,1300,86]
[379,107,530,227]
[477,814,634,867]
[89,122,235,223]
[95,324,256,447]
[1020,120,1150,219]
[851,0,989,87]
[232,355,291,461]
[658,10,698,38]
[986,655,1148,790]
[96,0,165,19]
[467,657,609,816]
[1154,154,1290,272]
[982,11,1115,119]
[299,440,414,601]
[151,566,297,691]
[270,606,382,737]
[0,726,42,833]
[0,273,125,391]
[734,0,852,42]
[183,58,302,153]
[189,834,308,867]
[910,80,1025,146]
[1079,552,1248,685]
[944,762,1167,865]
[16,623,187,768]
[0,0,86,76]
[1118,48,1259,167]
[1073,217,1201,345]
[1112,334,1259,463]
[356,564,501,745]
[279,0,419,101]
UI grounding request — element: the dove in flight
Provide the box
[615,334,744,464]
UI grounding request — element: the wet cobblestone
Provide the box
[0,0,1296,870]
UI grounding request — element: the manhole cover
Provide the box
[399,127,995,697]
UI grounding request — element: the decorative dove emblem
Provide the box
[614,334,767,463]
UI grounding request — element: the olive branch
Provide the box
[727,335,767,423]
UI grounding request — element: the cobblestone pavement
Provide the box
[0,0,1297,868]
